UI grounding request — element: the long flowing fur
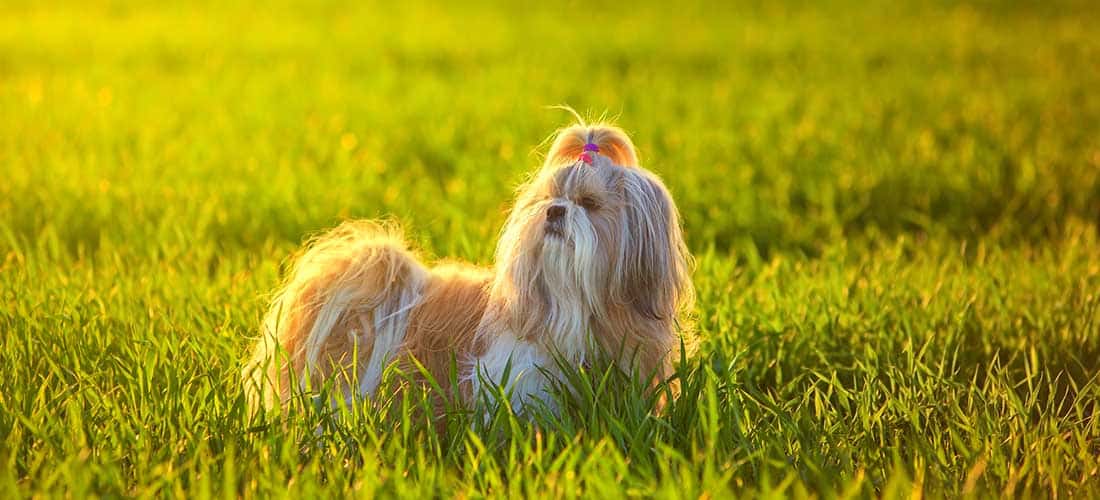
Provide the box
[243,222,430,409]
[243,121,694,416]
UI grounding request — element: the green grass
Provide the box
[2,0,1099,497]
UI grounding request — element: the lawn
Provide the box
[1,0,1099,497]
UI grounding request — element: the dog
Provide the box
[243,122,694,416]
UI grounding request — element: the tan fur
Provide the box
[399,264,491,399]
[243,221,430,409]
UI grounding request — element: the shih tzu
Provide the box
[244,122,694,416]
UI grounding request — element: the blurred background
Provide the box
[2,0,1097,262]
[3,1,1100,495]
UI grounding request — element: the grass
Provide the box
[1,0,1099,497]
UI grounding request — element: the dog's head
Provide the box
[491,124,693,371]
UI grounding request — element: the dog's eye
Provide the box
[578,196,600,211]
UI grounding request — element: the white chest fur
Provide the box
[466,332,559,415]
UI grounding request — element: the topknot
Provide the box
[544,123,639,168]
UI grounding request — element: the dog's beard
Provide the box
[539,211,603,356]
[493,205,607,362]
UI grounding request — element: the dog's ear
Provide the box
[613,170,693,323]
[597,168,694,381]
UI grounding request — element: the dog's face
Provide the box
[492,154,692,361]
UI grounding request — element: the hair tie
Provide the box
[578,143,599,164]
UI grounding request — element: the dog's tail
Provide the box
[242,221,429,411]
[545,120,640,168]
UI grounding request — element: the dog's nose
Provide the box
[546,205,566,221]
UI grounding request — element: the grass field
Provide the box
[2,0,1100,497]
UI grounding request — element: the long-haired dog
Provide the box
[243,122,694,416]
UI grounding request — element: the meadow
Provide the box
[2,0,1099,497]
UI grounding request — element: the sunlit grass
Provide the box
[1,0,1098,497]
